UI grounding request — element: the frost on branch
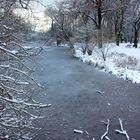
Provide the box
[0,42,49,139]
[0,0,50,139]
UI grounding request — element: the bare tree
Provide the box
[76,0,113,48]
[131,1,140,48]
[0,1,50,139]
[111,0,128,46]
[45,0,140,51]
[45,2,75,49]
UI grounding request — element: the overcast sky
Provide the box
[31,0,56,31]
[41,0,56,7]
[29,0,62,32]
[15,0,61,32]
[34,0,63,12]
[33,0,55,12]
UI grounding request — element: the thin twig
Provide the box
[0,65,42,87]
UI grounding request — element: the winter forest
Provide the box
[0,0,140,140]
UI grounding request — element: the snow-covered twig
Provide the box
[8,41,29,54]
[97,90,104,95]
[10,105,44,119]
[85,130,89,136]
[101,119,110,140]
[0,83,25,94]
[115,118,130,140]
[2,25,12,30]
[0,75,32,88]
[0,45,31,71]
[0,75,16,82]
[0,45,18,55]
[1,97,51,109]
[74,129,84,134]
[0,64,27,75]
[0,65,42,87]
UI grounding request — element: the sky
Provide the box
[29,0,53,32]
[15,0,59,32]
[33,0,55,11]
[37,0,56,8]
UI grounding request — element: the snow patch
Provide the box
[74,43,140,84]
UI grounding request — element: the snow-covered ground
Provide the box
[74,43,140,84]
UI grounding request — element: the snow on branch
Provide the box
[0,44,31,71]
[0,64,27,75]
[1,97,51,109]
[2,25,12,30]
[0,82,25,94]
[0,41,48,139]
[0,74,16,82]
[8,41,29,54]
[0,2,49,139]
[0,75,31,87]
[10,105,44,119]
[0,65,42,87]
[0,45,17,55]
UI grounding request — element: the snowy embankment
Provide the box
[74,43,140,84]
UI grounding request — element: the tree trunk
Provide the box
[51,20,54,37]
[98,8,102,30]
[120,33,123,43]
[133,27,138,48]
[115,31,120,46]
[97,0,103,48]
[98,29,103,48]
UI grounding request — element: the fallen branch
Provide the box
[97,90,104,95]
[34,40,48,55]
[85,130,89,136]
[115,118,130,140]
[101,119,110,140]
[74,129,83,134]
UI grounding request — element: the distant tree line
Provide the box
[45,0,140,54]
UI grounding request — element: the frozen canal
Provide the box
[25,43,140,140]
